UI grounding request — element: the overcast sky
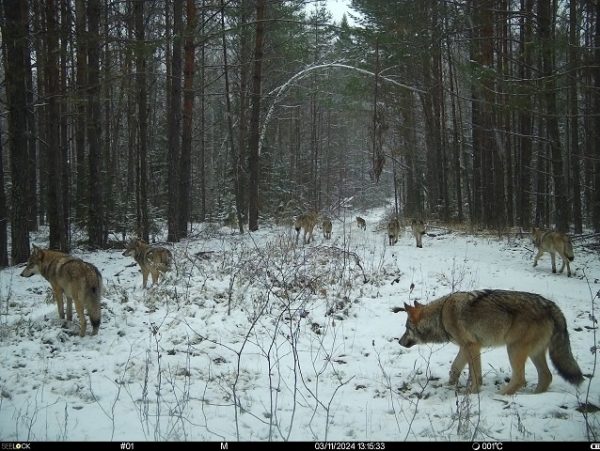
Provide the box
[326,0,352,23]
[305,0,359,26]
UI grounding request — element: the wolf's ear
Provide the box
[414,300,423,307]
[404,302,423,324]
[32,244,39,251]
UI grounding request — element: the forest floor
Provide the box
[1,206,599,442]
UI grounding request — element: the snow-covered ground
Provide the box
[1,207,598,442]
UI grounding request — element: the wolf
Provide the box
[123,238,173,288]
[356,216,366,231]
[411,219,426,248]
[322,217,332,240]
[20,245,103,337]
[531,227,574,277]
[399,289,584,395]
[294,211,318,244]
[387,217,401,245]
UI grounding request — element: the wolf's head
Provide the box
[531,227,543,247]
[122,238,144,257]
[20,245,44,277]
[399,301,425,348]
[411,219,426,235]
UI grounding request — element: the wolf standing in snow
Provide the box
[531,227,575,277]
[322,217,332,240]
[410,219,426,248]
[20,245,103,337]
[123,238,173,288]
[387,217,401,246]
[294,211,319,244]
[356,216,367,230]
[399,289,583,395]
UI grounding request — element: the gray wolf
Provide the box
[532,227,574,277]
[399,289,583,395]
[20,245,103,337]
[387,218,401,245]
[356,217,366,230]
[322,217,332,240]
[123,238,173,288]
[294,212,318,244]
[411,219,426,248]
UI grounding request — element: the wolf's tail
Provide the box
[565,236,575,262]
[87,265,103,334]
[549,303,583,386]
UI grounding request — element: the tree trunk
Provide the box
[134,0,149,241]
[220,0,242,232]
[516,0,534,229]
[0,120,8,267]
[568,0,582,233]
[1,0,30,263]
[178,0,197,238]
[539,0,568,233]
[24,16,38,232]
[199,0,207,221]
[236,0,251,228]
[167,0,183,242]
[593,1,600,232]
[247,0,267,232]
[60,0,71,248]
[45,0,67,251]
[87,0,104,247]
[75,0,87,225]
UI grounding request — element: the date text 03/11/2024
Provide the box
[315,443,385,450]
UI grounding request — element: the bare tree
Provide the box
[87,0,104,247]
[1,0,30,263]
[134,0,149,241]
[177,0,197,238]
[46,0,68,251]
[167,0,183,242]
[538,0,567,233]
[0,121,8,267]
[248,0,267,232]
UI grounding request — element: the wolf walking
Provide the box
[123,238,173,288]
[387,218,401,246]
[356,217,366,231]
[20,245,103,337]
[294,211,318,244]
[531,227,574,277]
[399,289,583,395]
[322,217,332,240]
[410,219,426,248]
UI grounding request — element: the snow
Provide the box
[0,206,598,442]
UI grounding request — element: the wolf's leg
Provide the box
[533,250,543,267]
[151,270,159,285]
[559,254,571,277]
[449,348,468,386]
[550,252,557,273]
[53,286,65,320]
[558,254,566,274]
[74,298,87,337]
[500,343,528,395]
[530,352,552,393]
[465,343,482,393]
[66,296,73,321]
[142,268,149,288]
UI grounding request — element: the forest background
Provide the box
[1,0,600,264]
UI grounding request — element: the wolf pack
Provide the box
[18,213,585,396]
